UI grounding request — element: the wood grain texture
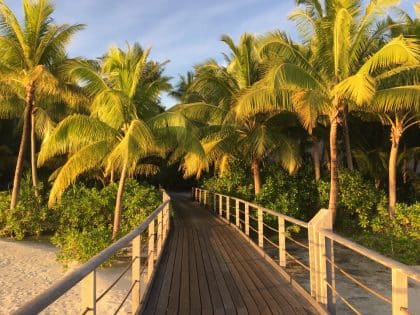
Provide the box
[141,193,318,315]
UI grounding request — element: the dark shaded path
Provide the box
[141,193,318,315]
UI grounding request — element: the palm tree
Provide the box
[169,71,201,103]
[39,44,164,239]
[0,0,84,208]
[180,34,301,194]
[238,0,419,220]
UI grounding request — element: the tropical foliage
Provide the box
[0,0,418,264]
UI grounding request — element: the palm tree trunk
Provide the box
[31,109,40,197]
[328,112,339,223]
[252,159,261,195]
[388,126,401,217]
[10,83,35,209]
[342,107,354,171]
[112,164,128,240]
[402,145,407,184]
[313,140,321,181]
[324,145,331,172]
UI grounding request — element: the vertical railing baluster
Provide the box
[81,271,96,314]
[219,195,223,217]
[157,211,163,256]
[226,197,230,223]
[258,208,263,248]
[278,217,286,267]
[147,220,155,281]
[245,203,250,236]
[235,199,240,228]
[132,235,142,312]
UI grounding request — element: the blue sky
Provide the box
[5,0,417,107]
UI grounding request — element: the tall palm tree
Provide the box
[39,44,162,239]
[180,34,300,194]
[0,0,84,208]
[237,0,419,220]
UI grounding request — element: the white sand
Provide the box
[0,239,136,315]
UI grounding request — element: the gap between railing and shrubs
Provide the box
[192,187,420,315]
[13,191,171,315]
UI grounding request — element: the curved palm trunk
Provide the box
[112,164,128,240]
[388,124,401,217]
[313,139,321,181]
[342,107,354,171]
[31,109,40,197]
[328,112,339,223]
[252,159,261,195]
[10,83,35,209]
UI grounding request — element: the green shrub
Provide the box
[0,176,54,240]
[353,202,420,264]
[256,164,319,221]
[51,180,161,264]
[317,170,385,231]
[202,161,254,201]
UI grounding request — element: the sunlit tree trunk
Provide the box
[313,139,321,181]
[388,117,402,217]
[112,164,128,240]
[10,83,35,209]
[328,110,339,223]
[402,144,407,184]
[31,108,40,197]
[342,106,354,171]
[252,158,261,195]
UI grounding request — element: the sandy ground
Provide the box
[0,239,137,315]
[280,242,420,315]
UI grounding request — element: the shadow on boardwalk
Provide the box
[141,192,318,315]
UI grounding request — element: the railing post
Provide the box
[245,203,250,236]
[278,217,286,267]
[213,193,216,214]
[147,220,155,281]
[235,200,240,228]
[308,209,335,313]
[198,189,202,204]
[157,211,163,256]
[81,271,96,314]
[219,195,223,217]
[204,190,207,207]
[226,197,230,223]
[258,208,263,248]
[132,235,141,312]
[392,269,408,315]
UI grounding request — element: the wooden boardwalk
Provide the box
[141,193,318,315]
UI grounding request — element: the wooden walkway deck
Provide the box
[141,193,318,315]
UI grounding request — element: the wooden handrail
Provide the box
[321,229,420,281]
[13,198,170,315]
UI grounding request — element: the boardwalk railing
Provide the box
[193,187,420,315]
[13,191,171,315]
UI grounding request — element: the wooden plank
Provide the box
[216,225,285,315]
[199,231,226,315]
[192,228,213,315]
[208,227,249,315]
[140,233,174,315]
[166,229,184,314]
[188,229,201,314]
[211,226,262,315]
[179,227,190,315]
[198,230,233,314]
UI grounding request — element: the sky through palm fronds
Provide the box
[4,0,416,107]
